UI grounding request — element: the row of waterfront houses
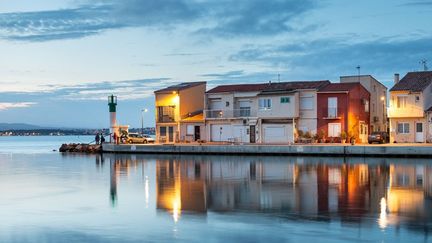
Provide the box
[153,71,432,144]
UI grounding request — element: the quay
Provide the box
[102,143,432,158]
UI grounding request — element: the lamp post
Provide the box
[381,96,385,131]
[141,108,148,135]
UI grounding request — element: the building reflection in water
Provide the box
[105,154,432,233]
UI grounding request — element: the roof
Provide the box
[339,74,387,89]
[427,106,432,112]
[318,83,362,92]
[206,80,330,94]
[154,82,206,94]
[182,113,204,122]
[390,71,432,92]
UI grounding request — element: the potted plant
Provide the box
[297,130,304,143]
[312,133,319,143]
[340,131,347,144]
[318,129,326,143]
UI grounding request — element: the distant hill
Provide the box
[0,123,44,131]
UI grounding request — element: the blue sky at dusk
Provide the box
[0,0,431,128]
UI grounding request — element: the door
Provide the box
[262,124,293,143]
[194,126,200,141]
[250,125,256,143]
[168,126,174,143]
[359,122,368,143]
[210,124,232,142]
[416,122,424,142]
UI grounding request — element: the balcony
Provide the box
[322,108,342,119]
[205,108,257,119]
[387,105,424,118]
[157,106,176,123]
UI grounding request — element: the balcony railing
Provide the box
[322,108,342,119]
[157,106,175,123]
[205,108,256,119]
[387,106,424,118]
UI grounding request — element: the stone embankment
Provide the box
[59,143,101,153]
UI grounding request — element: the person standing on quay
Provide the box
[95,133,100,145]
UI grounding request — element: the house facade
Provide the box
[340,75,388,132]
[388,72,432,143]
[204,81,330,144]
[154,82,206,143]
[317,83,370,143]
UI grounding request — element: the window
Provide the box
[328,97,337,118]
[186,125,194,135]
[280,97,290,103]
[397,96,407,108]
[364,100,369,112]
[259,98,272,110]
[328,123,341,137]
[160,126,167,136]
[300,97,313,110]
[397,122,409,134]
[415,96,420,102]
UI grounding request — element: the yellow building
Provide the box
[388,72,432,143]
[154,82,206,143]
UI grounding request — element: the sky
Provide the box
[0,0,431,128]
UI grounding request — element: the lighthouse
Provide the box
[108,95,117,138]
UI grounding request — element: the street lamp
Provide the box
[141,108,148,134]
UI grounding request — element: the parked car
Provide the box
[127,133,155,144]
[368,131,389,144]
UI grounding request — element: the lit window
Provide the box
[397,96,407,108]
[365,100,369,112]
[259,98,272,110]
[397,122,409,134]
[328,123,341,137]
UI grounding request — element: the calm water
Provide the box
[0,136,431,242]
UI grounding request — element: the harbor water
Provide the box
[0,136,431,242]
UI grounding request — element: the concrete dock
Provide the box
[102,143,432,157]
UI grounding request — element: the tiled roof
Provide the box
[318,83,361,92]
[390,71,432,92]
[154,82,206,93]
[427,106,432,112]
[206,80,330,94]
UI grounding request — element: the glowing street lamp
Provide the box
[141,108,148,134]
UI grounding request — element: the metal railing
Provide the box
[387,106,424,118]
[205,108,256,119]
[322,108,341,119]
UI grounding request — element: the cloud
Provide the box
[0,102,37,110]
[0,0,318,41]
[0,5,123,41]
[230,36,432,82]
[196,0,317,37]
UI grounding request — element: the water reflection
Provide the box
[104,154,432,235]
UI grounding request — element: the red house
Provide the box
[317,83,370,143]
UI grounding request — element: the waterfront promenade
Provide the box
[102,143,432,157]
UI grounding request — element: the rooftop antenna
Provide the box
[278,73,280,82]
[420,59,428,71]
[356,65,361,82]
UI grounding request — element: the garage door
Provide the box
[263,124,293,143]
[211,124,233,142]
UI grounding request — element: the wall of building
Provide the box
[347,85,371,140]
[155,93,180,121]
[389,117,427,143]
[256,93,299,118]
[179,122,206,142]
[317,93,349,139]
[340,76,387,132]
[179,84,206,118]
[422,82,432,111]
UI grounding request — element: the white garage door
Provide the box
[211,124,233,142]
[263,124,293,143]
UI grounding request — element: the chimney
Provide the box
[394,73,400,84]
